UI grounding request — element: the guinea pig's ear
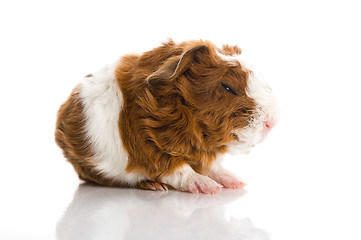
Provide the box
[147,45,209,86]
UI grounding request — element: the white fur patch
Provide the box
[215,50,240,66]
[79,62,146,186]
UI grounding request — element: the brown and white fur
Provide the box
[55,40,279,194]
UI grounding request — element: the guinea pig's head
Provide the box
[146,40,280,154]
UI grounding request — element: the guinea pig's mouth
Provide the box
[228,132,256,155]
[231,131,257,147]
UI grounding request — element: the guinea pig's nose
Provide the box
[261,119,277,141]
[264,121,272,129]
[263,119,276,131]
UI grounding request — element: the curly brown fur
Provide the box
[115,40,255,180]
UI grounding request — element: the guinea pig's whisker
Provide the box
[232,133,240,141]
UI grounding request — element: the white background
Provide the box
[0,0,360,239]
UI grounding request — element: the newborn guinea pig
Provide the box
[55,39,280,194]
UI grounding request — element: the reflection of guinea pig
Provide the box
[56,184,270,240]
[55,39,280,193]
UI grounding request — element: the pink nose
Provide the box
[261,119,277,141]
[263,119,276,133]
[262,119,277,139]
[264,120,274,129]
[262,120,274,139]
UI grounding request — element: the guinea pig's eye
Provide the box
[221,82,238,96]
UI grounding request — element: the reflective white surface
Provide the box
[1,0,361,239]
[57,185,268,240]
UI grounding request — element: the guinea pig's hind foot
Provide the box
[137,180,169,191]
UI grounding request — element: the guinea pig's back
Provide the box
[55,85,96,183]
[55,62,146,187]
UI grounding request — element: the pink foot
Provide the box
[210,171,246,189]
[137,180,169,191]
[182,175,222,194]
[160,165,222,194]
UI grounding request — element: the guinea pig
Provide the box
[55,39,280,194]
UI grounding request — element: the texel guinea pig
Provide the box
[55,39,280,194]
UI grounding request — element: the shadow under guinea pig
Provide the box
[56,184,270,240]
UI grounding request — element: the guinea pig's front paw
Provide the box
[209,170,246,189]
[182,175,222,194]
[161,165,222,194]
